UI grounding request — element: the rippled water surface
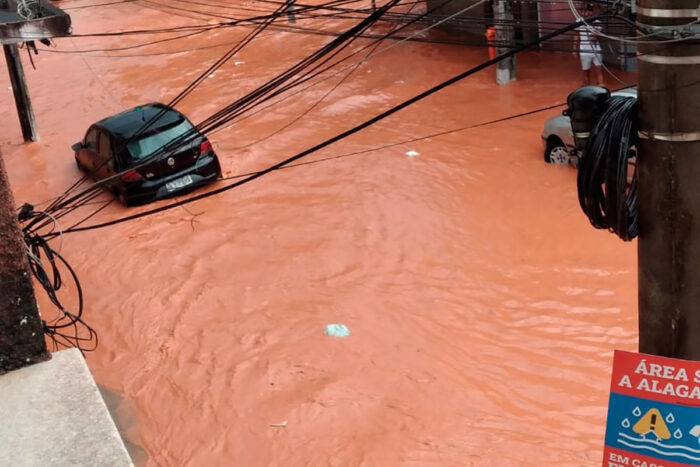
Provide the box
[1,2,637,465]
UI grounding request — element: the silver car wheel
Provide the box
[548,146,570,165]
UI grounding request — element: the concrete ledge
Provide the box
[0,348,133,466]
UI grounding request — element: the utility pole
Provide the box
[636,0,700,359]
[493,0,516,85]
[1,0,71,142]
[3,44,38,142]
[0,152,49,374]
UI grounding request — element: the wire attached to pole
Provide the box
[577,95,638,241]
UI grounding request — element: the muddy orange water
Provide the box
[1,1,638,465]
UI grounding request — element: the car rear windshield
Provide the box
[126,119,194,160]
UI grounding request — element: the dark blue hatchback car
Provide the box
[73,103,221,206]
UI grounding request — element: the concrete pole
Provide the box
[3,44,38,143]
[0,152,49,374]
[285,0,296,23]
[493,0,516,85]
[636,0,700,359]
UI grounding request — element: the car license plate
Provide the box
[165,175,193,191]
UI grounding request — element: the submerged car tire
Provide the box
[115,188,134,207]
[544,139,571,165]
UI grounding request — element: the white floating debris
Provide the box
[405,150,420,157]
[270,421,288,428]
[234,61,245,66]
[208,73,216,79]
[324,323,350,338]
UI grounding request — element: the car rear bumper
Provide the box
[122,154,221,205]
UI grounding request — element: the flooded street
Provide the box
[1,2,637,465]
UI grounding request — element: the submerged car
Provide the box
[73,103,221,206]
[542,87,637,165]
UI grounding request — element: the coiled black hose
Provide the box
[577,96,638,241]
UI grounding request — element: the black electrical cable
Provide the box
[11,0,364,41]
[37,0,404,222]
[37,1,633,232]
[231,28,411,149]
[45,17,588,235]
[62,0,452,200]
[27,0,647,227]
[62,0,139,9]
[49,0,640,40]
[38,9,644,57]
[220,84,639,180]
[218,100,573,179]
[46,28,214,54]
[36,0,292,223]
[577,95,638,241]
[24,0,443,217]
[22,225,98,352]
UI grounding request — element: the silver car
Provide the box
[541,88,637,165]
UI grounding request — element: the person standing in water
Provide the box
[573,4,604,86]
[485,24,496,61]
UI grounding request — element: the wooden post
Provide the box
[0,152,49,374]
[636,0,700,359]
[493,0,516,85]
[3,44,38,142]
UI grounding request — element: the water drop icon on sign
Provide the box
[633,407,642,416]
[622,418,631,428]
[666,413,675,424]
[674,429,683,439]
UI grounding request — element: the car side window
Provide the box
[85,128,98,150]
[98,132,113,161]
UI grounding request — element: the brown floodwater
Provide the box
[1,1,638,465]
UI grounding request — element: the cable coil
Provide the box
[577,95,638,241]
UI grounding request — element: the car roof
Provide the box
[94,103,186,140]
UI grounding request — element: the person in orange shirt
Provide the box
[485,25,496,60]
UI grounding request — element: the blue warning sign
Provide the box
[603,350,700,467]
[605,393,700,465]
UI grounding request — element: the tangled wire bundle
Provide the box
[577,95,638,241]
[20,206,98,352]
[16,0,41,19]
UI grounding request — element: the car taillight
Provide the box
[200,140,212,154]
[120,169,143,183]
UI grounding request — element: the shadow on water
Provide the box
[98,385,148,467]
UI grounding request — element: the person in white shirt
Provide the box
[572,4,604,86]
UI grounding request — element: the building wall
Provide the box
[426,0,490,41]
